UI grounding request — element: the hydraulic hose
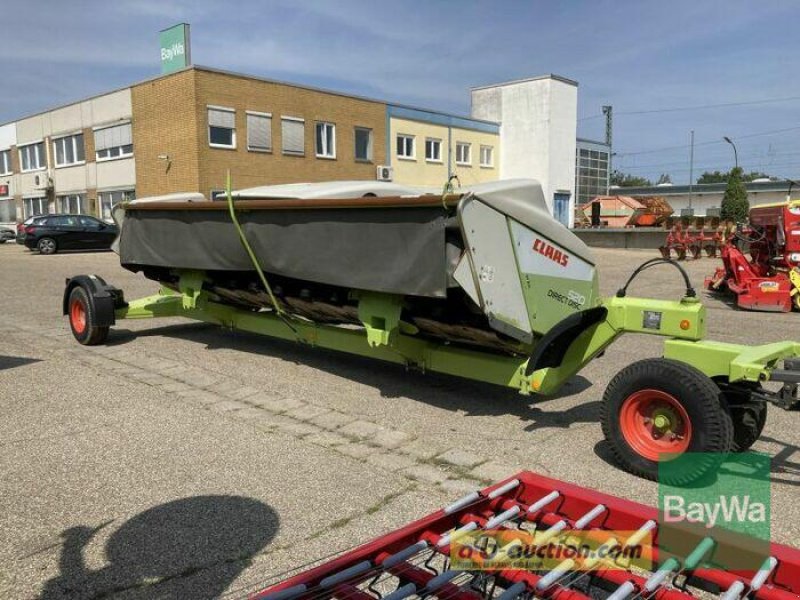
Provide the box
[616,257,696,299]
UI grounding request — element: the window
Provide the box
[23,197,48,218]
[58,193,86,214]
[0,150,11,175]
[455,142,471,166]
[19,142,45,172]
[281,117,305,156]
[0,199,14,222]
[396,134,415,159]
[315,122,336,158]
[95,123,133,160]
[575,146,610,204]
[425,138,442,163]
[247,112,272,152]
[98,189,135,220]
[480,145,494,167]
[208,107,236,148]
[53,133,85,167]
[80,215,105,229]
[354,127,373,161]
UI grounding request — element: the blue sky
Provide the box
[4,0,800,182]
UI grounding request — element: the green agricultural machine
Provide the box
[63,179,800,481]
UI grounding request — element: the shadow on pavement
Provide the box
[40,495,279,599]
[0,354,42,371]
[594,437,800,488]
[104,322,596,430]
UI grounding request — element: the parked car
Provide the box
[16,215,45,245]
[23,214,119,254]
[0,228,14,243]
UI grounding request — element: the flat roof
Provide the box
[0,64,499,129]
[613,180,796,196]
[471,73,578,91]
[577,137,610,148]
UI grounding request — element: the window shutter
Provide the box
[209,108,235,128]
[282,119,304,154]
[94,128,109,151]
[247,114,271,150]
[118,124,132,146]
[94,124,131,151]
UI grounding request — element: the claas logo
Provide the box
[533,238,569,267]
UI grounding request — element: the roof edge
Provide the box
[471,74,578,91]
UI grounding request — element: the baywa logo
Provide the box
[658,452,771,572]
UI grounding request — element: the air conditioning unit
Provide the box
[706,207,721,218]
[376,165,393,182]
[34,171,53,190]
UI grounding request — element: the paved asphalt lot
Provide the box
[1,242,799,599]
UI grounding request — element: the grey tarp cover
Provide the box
[119,206,449,297]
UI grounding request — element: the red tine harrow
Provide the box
[252,471,800,600]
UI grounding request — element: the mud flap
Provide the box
[525,306,608,376]
[63,275,125,328]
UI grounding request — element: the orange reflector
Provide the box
[680,320,691,330]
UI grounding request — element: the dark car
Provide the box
[0,227,14,243]
[23,214,119,254]
[16,216,39,244]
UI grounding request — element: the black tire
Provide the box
[719,381,767,452]
[38,237,57,255]
[601,358,734,483]
[67,286,109,345]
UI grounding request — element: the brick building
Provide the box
[0,66,579,227]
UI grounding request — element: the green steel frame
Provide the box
[115,271,800,396]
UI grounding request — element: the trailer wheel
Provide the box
[601,358,733,483]
[68,286,109,345]
[719,382,767,452]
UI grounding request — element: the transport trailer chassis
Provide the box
[63,271,800,482]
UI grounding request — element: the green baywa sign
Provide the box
[658,451,771,571]
[160,23,191,74]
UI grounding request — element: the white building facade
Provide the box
[471,75,578,227]
[0,88,136,228]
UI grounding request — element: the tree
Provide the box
[656,173,672,185]
[698,170,773,184]
[610,171,652,187]
[697,170,728,184]
[720,166,749,223]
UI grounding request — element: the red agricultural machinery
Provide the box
[706,199,800,312]
[253,472,800,600]
[660,223,726,261]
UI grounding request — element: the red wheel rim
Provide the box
[620,389,692,461]
[70,298,86,335]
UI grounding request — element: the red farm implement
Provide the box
[253,472,800,600]
[706,199,800,312]
[660,222,724,261]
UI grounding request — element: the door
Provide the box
[80,216,115,248]
[591,201,601,227]
[78,216,108,248]
[45,215,79,249]
[553,193,571,227]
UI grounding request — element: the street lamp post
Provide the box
[723,136,738,169]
